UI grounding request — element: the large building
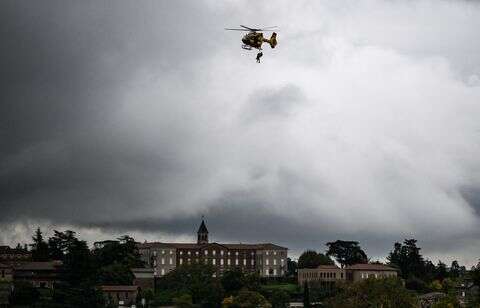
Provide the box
[138,220,288,278]
[298,263,398,286]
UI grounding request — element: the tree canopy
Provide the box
[298,250,334,269]
[325,277,418,308]
[326,240,368,267]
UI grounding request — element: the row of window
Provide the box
[151,249,286,257]
[265,269,284,276]
[302,271,342,279]
[178,258,255,266]
[154,258,174,266]
[265,259,284,266]
[360,272,395,279]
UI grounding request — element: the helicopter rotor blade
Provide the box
[260,26,278,30]
[239,25,278,31]
[225,28,252,31]
[240,25,257,31]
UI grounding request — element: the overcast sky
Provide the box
[1,0,480,266]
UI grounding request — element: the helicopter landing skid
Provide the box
[242,45,253,50]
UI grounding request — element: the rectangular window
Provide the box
[180,258,183,265]
[273,269,277,275]
[212,259,216,265]
[273,259,277,265]
[169,258,173,265]
[205,250,208,255]
[265,269,269,276]
[266,251,269,255]
[162,250,165,254]
[281,259,284,265]
[213,250,216,255]
[221,250,224,256]
[180,251,183,255]
[153,251,157,256]
[266,259,269,265]
[228,259,231,265]
[188,251,191,255]
[161,258,165,265]
[221,259,224,265]
[170,250,173,255]
[196,251,199,255]
[235,251,239,256]
[251,260,254,266]
[235,259,239,265]
[243,259,246,265]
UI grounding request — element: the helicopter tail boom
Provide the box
[263,32,277,49]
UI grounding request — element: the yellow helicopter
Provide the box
[225,25,277,62]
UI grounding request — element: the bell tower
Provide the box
[197,218,209,245]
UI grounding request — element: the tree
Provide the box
[97,263,134,285]
[471,261,480,287]
[222,268,246,295]
[436,261,448,281]
[286,258,298,277]
[270,289,290,308]
[158,263,225,306]
[325,277,418,308]
[92,235,144,286]
[9,281,39,306]
[387,239,426,280]
[298,250,334,269]
[450,260,460,278]
[303,281,310,308]
[326,240,368,268]
[31,227,50,261]
[232,290,271,308]
[172,293,194,308]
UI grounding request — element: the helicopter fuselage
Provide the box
[241,32,265,50]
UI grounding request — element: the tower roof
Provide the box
[197,220,208,234]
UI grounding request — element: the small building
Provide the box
[0,246,31,265]
[298,264,345,286]
[100,285,139,307]
[344,263,398,281]
[13,261,63,288]
[132,267,154,290]
[298,263,398,286]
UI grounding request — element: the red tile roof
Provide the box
[345,263,398,271]
[14,261,62,271]
[100,285,139,292]
[138,242,287,250]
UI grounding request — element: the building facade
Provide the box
[100,285,139,307]
[298,263,398,286]
[138,220,288,278]
[13,261,63,288]
[0,246,31,266]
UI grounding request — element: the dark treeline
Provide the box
[10,228,144,307]
[297,238,480,307]
[4,228,480,307]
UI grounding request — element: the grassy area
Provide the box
[261,283,299,294]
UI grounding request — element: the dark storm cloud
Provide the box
[0,0,217,223]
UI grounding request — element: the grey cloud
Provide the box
[242,84,306,122]
[1,0,480,267]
